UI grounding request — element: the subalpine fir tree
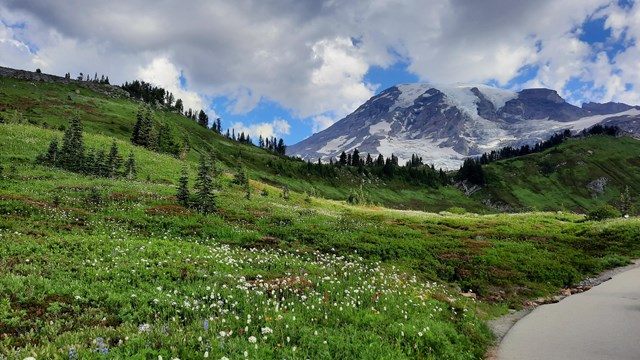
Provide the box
[106,141,123,178]
[59,118,85,172]
[176,166,190,207]
[94,149,108,177]
[194,154,216,214]
[125,152,137,180]
[84,149,96,175]
[131,106,155,149]
[43,138,59,166]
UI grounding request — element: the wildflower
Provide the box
[248,336,257,344]
[138,323,152,333]
[204,351,209,358]
[418,332,423,337]
[261,327,273,335]
[204,319,209,331]
[69,347,76,360]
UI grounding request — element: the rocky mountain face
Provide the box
[289,84,640,169]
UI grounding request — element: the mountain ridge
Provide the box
[290,84,640,169]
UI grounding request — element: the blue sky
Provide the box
[1,0,639,146]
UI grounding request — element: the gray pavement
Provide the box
[498,265,640,360]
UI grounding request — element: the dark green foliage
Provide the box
[339,151,347,166]
[456,158,485,185]
[106,141,123,178]
[176,166,190,207]
[39,137,59,166]
[261,188,269,197]
[174,98,184,114]
[122,80,167,106]
[131,106,156,150]
[587,205,621,221]
[197,110,209,128]
[156,122,181,156]
[59,118,85,172]
[194,154,216,214]
[125,152,137,180]
[94,149,108,177]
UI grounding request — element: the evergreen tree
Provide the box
[216,118,222,133]
[277,138,286,155]
[125,152,137,180]
[339,151,347,166]
[43,138,60,166]
[174,99,184,114]
[176,166,190,207]
[59,118,85,172]
[194,154,216,214]
[84,149,96,175]
[351,149,360,167]
[94,149,108,177]
[106,141,123,178]
[131,106,156,149]
[197,110,209,128]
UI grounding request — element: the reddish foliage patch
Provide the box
[243,236,280,249]
[145,204,193,216]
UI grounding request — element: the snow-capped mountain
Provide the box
[289,84,640,169]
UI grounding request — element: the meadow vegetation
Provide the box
[1,76,640,358]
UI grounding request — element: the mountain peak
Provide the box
[290,83,640,169]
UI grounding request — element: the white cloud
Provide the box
[137,57,213,116]
[5,0,640,139]
[230,118,291,140]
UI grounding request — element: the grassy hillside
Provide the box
[480,135,640,213]
[0,76,483,212]
[2,122,640,358]
[3,75,639,214]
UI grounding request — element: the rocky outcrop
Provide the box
[0,66,129,99]
[587,177,608,195]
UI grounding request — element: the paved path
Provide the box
[497,265,640,360]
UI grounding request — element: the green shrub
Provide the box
[587,205,621,221]
[599,254,630,269]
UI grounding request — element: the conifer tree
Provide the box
[84,149,96,175]
[125,152,137,180]
[106,141,123,178]
[174,99,184,114]
[194,154,216,214]
[42,137,59,166]
[131,106,155,149]
[197,110,209,128]
[339,151,347,166]
[352,149,360,167]
[94,149,108,177]
[176,166,190,207]
[59,118,85,172]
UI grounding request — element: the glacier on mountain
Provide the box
[289,83,640,169]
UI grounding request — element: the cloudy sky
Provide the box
[1,0,638,144]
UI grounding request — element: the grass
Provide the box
[481,136,640,213]
[2,74,640,358]
[2,123,640,358]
